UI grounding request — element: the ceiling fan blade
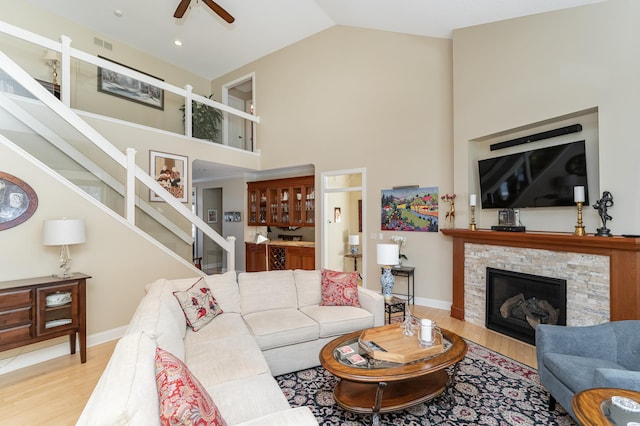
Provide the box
[202,0,235,23]
[174,0,191,18]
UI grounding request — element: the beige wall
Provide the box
[212,26,454,304]
[453,0,640,234]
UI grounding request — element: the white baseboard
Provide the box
[0,326,127,376]
[413,296,452,311]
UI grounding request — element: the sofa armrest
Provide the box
[237,407,318,425]
[358,287,385,327]
[594,368,640,391]
[536,323,620,363]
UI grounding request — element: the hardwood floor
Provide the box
[0,306,537,425]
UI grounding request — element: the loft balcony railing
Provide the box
[0,19,259,149]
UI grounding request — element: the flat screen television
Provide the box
[478,140,589,209]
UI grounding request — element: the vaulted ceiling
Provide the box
[26,0,604,79]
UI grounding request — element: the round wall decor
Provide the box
[0,172,38,231]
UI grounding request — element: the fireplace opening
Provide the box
[486,267,566,345]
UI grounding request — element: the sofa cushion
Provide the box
[155,347,227,426]
[173,279,223,332]
[206,373,292,425]
[294,269,322,308]
[204,271,241,313]
[243,308,319,350]
[320,269,360,307]
[76,332,160,426]
[543,352,624,392]
[238,270,298,314]
[184,312,251,347]
[300,305,374,337]
[186,335,271,386]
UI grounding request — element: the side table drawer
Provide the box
[0,289,32,310]
[0,307,31,329]
[0,324,31,344]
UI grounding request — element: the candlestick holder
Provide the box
[574,202,586,236]
[469,205,477,231]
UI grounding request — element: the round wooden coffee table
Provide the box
[572,388,640,426]
[319,326,467,421]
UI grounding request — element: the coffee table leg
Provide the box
[438,363,462,409]
[371,382,387,426]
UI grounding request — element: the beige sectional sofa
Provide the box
[77,269,385,425]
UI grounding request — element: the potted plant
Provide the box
[180,94,223,143]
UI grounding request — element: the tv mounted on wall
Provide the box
[478,140,589,209]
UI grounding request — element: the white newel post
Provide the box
[226,236,236,272]
[60,35,71,107]
[185,84,193,138]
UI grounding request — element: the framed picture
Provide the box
[207,209,218,223]
[224,211,241,222]
[150,151,188,202]
[0,172,38,231]
[98,56,164,110]
[381,186,439,232]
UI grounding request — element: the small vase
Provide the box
[380,267,394,299]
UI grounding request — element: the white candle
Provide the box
[574,186,585,203]
[469,194,477,207]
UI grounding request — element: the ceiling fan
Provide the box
[174,0,235,23]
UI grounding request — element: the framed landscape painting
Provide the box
[381,187,439,232]
[150,151,188,202]
[98,56,164,110]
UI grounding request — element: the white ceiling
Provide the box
[26,0,604,80]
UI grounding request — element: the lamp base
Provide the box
[350,246,358,256]
[380,267,395,299]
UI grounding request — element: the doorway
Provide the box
[222,73,255,151]
[321,169,366,286]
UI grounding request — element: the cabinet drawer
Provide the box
[0,324,31,344]
[0,289,32,310]
[0,307,31,329]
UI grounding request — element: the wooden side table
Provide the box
[572,388,640,426]
[0,273,90,363]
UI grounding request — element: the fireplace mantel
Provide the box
[441,229,640,322]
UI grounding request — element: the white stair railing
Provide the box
[0,51,236,271]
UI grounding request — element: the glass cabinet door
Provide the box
[291,185,304,225]
[258,188,268,224]
[248,188,260,225]
[36,283,79,335]
[268,188,279,224]
[305,184,315,224]
[279,187,290,225]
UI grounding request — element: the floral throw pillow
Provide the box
[320,269,360,307]
[155,347,227,426]
[173,278,223,332]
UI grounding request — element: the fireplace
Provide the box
[486,267,566,345]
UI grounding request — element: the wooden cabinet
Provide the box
[0,273,89,363]
[248,176,315,227]
[268,245,315,271]
[245,243,267,272]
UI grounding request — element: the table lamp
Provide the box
[42,218,86,278]
[348,234,359,256]
[377,243,399,299]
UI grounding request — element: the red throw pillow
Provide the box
[173,278,223,332]
[155,347,227,426]
[320,269,360,307]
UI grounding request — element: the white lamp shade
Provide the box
[377,243,399,266]
[42,219,86,246]
[348,234,360,245]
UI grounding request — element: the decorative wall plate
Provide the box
[0,172,38,231]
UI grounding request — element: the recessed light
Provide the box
[113,9,123,17]
[174,40,183,46]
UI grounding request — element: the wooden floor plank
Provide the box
[0,306,536,425]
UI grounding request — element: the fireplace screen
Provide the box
[485,267,566,345]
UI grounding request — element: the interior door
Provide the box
[227,95,245,149]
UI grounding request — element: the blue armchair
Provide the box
[536,321,640,420]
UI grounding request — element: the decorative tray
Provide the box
[358,323,444,363]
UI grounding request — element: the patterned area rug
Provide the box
[276,340,577,425]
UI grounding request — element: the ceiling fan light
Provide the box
[174,40,183,46]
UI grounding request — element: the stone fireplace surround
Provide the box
[465,244,609,328]
[441,229,640,330]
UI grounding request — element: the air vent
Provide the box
[93,37,113,51]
